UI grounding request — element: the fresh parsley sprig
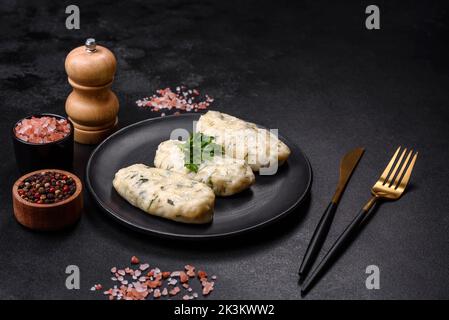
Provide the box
[181,133,223,173]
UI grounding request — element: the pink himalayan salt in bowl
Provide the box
[15,116,71,144]
[12,114,74,174]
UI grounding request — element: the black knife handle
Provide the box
[298,201,337,281]
[300,206,369,294]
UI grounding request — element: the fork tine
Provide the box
[392,149,413,188]
[396,152,418,190]
[379,146,401,184]
[386,148,407,186]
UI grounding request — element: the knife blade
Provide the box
[332,147,365,204]
[298,147,364,282]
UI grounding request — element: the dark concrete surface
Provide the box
[1,0,449,299]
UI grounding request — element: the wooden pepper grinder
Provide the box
[65,38,119,144]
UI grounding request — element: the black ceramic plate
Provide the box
[86,113,312,239]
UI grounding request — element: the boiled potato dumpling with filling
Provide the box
[154,139,255,196]
[113,164,215,224]
[196,111,291,172]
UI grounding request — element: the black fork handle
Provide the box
[301,197,378,294]
[298,201,338,281]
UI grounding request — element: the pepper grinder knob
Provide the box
[65,39,119,144]
[85,38,97,52]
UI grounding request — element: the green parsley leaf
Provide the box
[181,133,223,173]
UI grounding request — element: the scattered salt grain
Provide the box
[139,264,149,271]
[169,286,181,296]
[92,257,216,300]
[136,86,214,116]
[168,279,177,286]
[131,256,140,264]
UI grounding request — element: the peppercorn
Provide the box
[17,171,77,204]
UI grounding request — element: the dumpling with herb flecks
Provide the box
[196,111,291,172]
[154,136,255,196]
[113,164,215,224]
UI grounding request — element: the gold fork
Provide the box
[301,147,418,294]
[362,146,418,212]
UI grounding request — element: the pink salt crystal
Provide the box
[139,263,150,271]
[169,286,181,296]
[153,289,161,298]
[202,285,213,295]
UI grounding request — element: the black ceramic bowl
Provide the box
[12,113,74,174]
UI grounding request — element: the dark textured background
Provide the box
[1,0,449,299]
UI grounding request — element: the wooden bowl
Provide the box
[12,169,83,231]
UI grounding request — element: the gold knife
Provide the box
[298,147,365,282]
